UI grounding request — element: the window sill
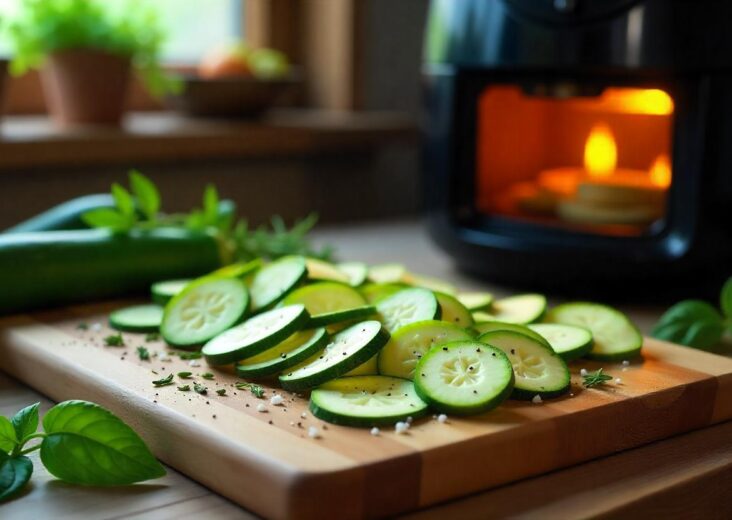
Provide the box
[0,110,417,170]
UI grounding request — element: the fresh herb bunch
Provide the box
[7,0,179,96]
[652,277,732,349]
[82,170,333,262]
[0,401,165,502]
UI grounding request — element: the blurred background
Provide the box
[0,0,428,229]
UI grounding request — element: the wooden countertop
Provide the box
[1,220,730,519]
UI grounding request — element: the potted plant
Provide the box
[7,0,177,127]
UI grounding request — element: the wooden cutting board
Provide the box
[1,301,732,520]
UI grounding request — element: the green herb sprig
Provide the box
[81,170,333,262]
[152,374,174,387]
[0,401,164,503]
[104,333,124,347]
[136,346,150,361]
[236,382,265,398]
[582,368,613,388]
[652,277,732,349]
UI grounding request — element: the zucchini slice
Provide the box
[151,278,191,306]
[345,354,379,376]
[376,288,440,333]
[249,256,307,311]
[544,302,642,360]
[236,327,328,378]
[210,258,263,279]
[378,320,472,380]
[109,304,163,332]
[478,330,570,400]
[473,321,550,347]
[305,258,351,284]
[279,320,389,391]
[309,305,377,327]
[337,262,369,287]
[528,323,594,362]
[457,292,494,312]
[310,376,428,427]
[360,283,407,304]
[435,292,474,327]
[368,263,407,284]
[161,277,249,348]
[202,304,310,365]
[283,282,367,316]
[474,293,547,324]
[414,340,514,415]
[403,272,458,295]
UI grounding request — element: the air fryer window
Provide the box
[475,84,674,236]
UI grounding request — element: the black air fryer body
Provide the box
[423,0,732,297]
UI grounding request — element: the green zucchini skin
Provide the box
[5,195,237,234]
[0,228,223,315]
[5,194,116,233]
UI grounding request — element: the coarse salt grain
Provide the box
[394,421,409,434]
[91,323,102,332]
[580,368,588,376]
[532,395,543,404]
[437,414,448,424]
[622,367,628,372]
[370,427,380,436]
[256,403,267,413]
[158,352,171,362]
[622,360,630,366]
[308,426,320,439]
[270,394,284,406]
[300,412,307,419]
[615,378,622,384]
[406,416,413,424]
[188,360,200,367]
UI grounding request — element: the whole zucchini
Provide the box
[0,228,225,315]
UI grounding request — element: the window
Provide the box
[0,0,244,63]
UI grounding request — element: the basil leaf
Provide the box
[0,452,32,502]
[0,418,17,454]
[81,208,132,232]
[652,300,725,349]
[203,184,219,226]
[129,170,160,220]
[40,400,166,485]
[721,276,732,319]
[11,403,39,442]
[111,183,135,218]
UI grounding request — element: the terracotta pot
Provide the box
[0,59,8,119]
[41,49,131,127]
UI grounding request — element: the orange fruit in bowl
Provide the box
[199,43,253,79]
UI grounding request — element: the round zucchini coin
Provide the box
[378,320,473,380]
[310,376,428,427]
[368,263,407,284]
[305,258,351,284]
[250,256,307,311]
[161,277,249,348]
[457,292,494,312]
[403,272,458,295]
[279,320,390,391]
[109,304,163,332]
[210,258,263,279]
[283,282,367,315]
[151,278,191,306]
[345,353,378,376]
[474,321,550,347]
[376,288,440,333]
[309,305,376,327]
[435,292,474,327]
[203,304,310,365]
[236,327,328,378]
[474,294,547,324]
[528,323,593,362]
[544,302,642,361]
[337,262,368,287]
[360,283,408,304]
[414,340,514,415]
[478,330,570,400]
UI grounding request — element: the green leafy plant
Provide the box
[7,0,179,96]
[0,401,165,502]
[582,368,613,389]
[82,170,333,262]
[652,277,732,349]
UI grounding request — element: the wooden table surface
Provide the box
[2,219,731,520]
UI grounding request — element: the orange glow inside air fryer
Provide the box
[475,86,674,235]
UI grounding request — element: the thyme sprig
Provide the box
[582,368,613,388]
